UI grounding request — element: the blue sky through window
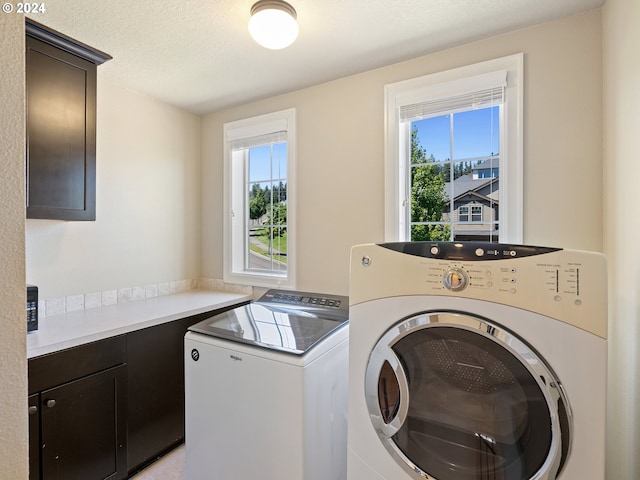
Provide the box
[248,143,287,183]
[414,106,500,162]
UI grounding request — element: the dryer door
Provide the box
[365,311,571,480]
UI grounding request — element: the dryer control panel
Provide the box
[351,242,607,338]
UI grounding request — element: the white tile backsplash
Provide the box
[170,279,189,294]
[45,297,65,316]
[158,282,171,296]
[101,290,118,306]
[66,294,85,312]
[36,278,252,317]
[117,288,132,304]
[145,284,159,298]
[132,286,146,301]
[197,278,252,295]
[85,292,102,310]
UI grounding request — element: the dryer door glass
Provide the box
[366,313,569,480]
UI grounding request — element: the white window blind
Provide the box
[229,131,287,151]
[399,70,507,122]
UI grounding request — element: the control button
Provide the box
[510,288,517,294]
[362,256,372,267]
[475,248,484,257]
[487,281,493,287]
[554,295,562,302]
[510,278,517,283]
[430,246,439,256]
[510,250,517,257]
[443,268,469,292]
[575,299,582,306]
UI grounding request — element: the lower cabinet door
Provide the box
[29,394,40,480]
[126,316,194,473]
[40,365,127,480]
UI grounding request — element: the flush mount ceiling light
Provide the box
[248,0,299,50]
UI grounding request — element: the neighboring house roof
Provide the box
[473,157,499,171]
[444,174,499,204]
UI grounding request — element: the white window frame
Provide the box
[223,108,296,289]
[384,54,523,243]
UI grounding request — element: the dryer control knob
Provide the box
[443,268,469,291]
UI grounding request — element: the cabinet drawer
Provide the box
[28,335,126,394]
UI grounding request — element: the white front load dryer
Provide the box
[347,242,607,480]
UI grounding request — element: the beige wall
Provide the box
[603,0,640,478]
[26,78,202,300]
[201,10,603,296]
[0,13,28,480]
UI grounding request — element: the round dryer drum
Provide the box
[365,311,570,480]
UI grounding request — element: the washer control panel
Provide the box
[269,292,342,308]
[256,289,349,320]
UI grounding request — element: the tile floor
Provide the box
[130,445,185,480]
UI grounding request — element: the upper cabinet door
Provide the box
[25,19,111,221]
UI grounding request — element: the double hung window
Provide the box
[223,109,296,288]
[459,205,483,223]
[385,54,523,243]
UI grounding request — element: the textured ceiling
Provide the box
[29,0,604,114]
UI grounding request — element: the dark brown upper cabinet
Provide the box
[25,19,111,221]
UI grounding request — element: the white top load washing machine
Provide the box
[348,242,607,480]
[185,289,349,480]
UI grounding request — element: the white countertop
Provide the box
[27,290,251,359]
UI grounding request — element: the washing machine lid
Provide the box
[188,291,348,355]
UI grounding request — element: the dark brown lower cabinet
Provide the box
[40,366,127,480]
[127,319,191,473]
[28,335,127,480]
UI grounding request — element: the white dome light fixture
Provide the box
[248,0,299,50]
